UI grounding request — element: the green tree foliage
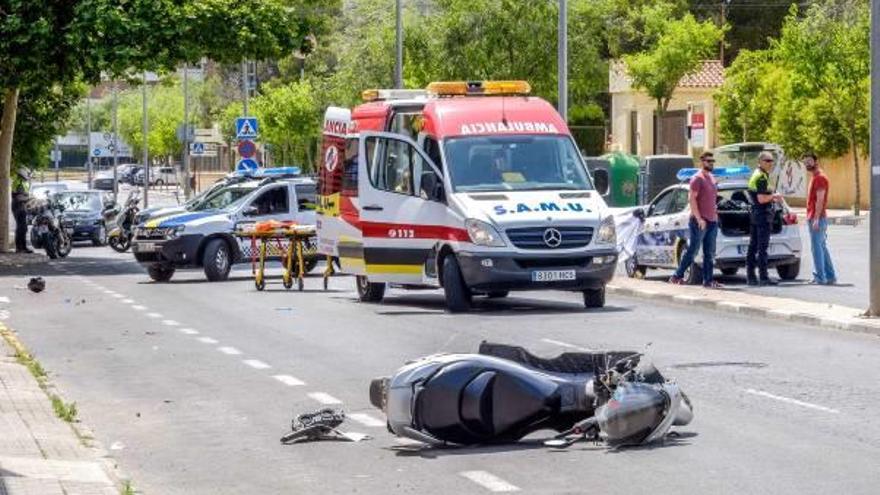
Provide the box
[623,12,724,114]
[116,81,190,161]
[715,50,776,142]
[251,81,320,168]
[12,82,86,168]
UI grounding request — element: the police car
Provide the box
[132,168,317,282]
[624,166,802,284]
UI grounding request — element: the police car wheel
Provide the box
[147,263,175,282]
[583,287,606,308]
[625,256,647,278]
[442,255,472,313]
[776,260,800,281]
[203,239,231,282]
[721,267,738,276]
[356,276,385,303]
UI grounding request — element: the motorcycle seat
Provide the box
[478,341,636,375]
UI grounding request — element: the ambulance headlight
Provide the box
[465,219,506,247]
[595,216,616,245]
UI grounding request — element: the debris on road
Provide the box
[27,277,45,293]
[281,408,371,444]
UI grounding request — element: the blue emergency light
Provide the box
[676,165,751,182]
[230,166,302,178]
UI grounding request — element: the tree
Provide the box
[251,81,320,169]
[772,0,869,214]
[623,11,723,152]
[0,0,320,251]
[715,50,776,143]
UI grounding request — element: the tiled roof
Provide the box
[678,60,725,88]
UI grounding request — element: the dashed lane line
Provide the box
[121,299,134,304]
[218,346,242,355]
[197,337,219,345]
[307,392,342,405]
[146,313,163,319]
[112,293,125,299]
[272,375,306,387]
[178,328,199,335]
[744,388,840,414]
[243,359,271,370]
[132,305,147,311]
[161,320,180,327]
[348,413,385,428]
[459,471,520,492]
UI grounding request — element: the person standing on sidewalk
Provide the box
[669,152,722,288]
[803,152,836,285]
[746,151,783,286]
[11,167,33,253]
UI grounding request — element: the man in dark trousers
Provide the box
[746,152,782,286]
[669,152,722,288]
[11,167,33,253]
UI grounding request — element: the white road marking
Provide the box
[0,310,9,321]
[102,290,115,295]
[272,374,306,387]
[112,293,124,299]
[218,346,242,355]
[243,359,271,370]
[197,337,219,344]
[348,413,385,428]
[308,392,342,405]
[132,305,147,311]
[540,338,595,352]
[178,328,199,335]
[460,471,520,492]
[744,388,840,414]
[121,299,134,304]
[0,296,10,303]
[161,320,180,327]
[146,312,162,318]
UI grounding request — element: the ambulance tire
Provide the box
[582,286,605,309]
[147,263,175,282]
[442,255,472,313]
[203,239,232,282]
[356,276,385,303]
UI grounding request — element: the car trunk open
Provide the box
[717,197,783,237]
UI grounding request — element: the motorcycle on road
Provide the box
[28,197,73,259]
[107,189,141,253]
[370,342,693,448]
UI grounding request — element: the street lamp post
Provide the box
[183,63,192,199]
[242,60,249,115]
[395,0,403,89]
[112,82,119,204]
[142,72,149,208]
[86,94,92,189]
[558,0,568,122]
[870,0,880,316]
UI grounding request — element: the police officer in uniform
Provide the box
[746,152,782,286]
[11,168,34,253]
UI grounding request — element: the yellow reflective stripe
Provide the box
[365,264,423,275]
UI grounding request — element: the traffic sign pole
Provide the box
[183,63,192,199]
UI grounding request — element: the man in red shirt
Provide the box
[804,152,836,285]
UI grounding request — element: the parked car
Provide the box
[625,172,802,284]
[120,164,143,184]
[40,190,110,246]
[92,164,133,190]
[638,155,696,205]
[134,166,179,186]
[30,181,70,200]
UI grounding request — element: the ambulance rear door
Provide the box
[317,107,351,257]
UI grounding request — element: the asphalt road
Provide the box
[629,221,870,310]
[2,248,880,494]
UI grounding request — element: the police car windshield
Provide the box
[444,135,593,192]
[201,185,259,211]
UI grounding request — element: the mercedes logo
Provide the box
[543,228,562,248]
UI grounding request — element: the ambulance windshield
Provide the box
[444,135,593,193]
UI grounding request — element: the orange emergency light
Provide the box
[426,80,531,97]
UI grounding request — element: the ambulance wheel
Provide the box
[203,239,231,282]
[147,263,175,282]
[583,287,605,309]
[356,276,385,303]
[442,255,472,313]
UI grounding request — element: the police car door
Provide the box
[358,131,447,284]
[235,183,292,259]
[639,188,678,266]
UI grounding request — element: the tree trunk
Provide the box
[851,136,861,217]
[0,87,21,253]
[655,100,668,155]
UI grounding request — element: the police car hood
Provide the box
[144,210,230,229]
[454,190,607,227]
[140,205,187,221]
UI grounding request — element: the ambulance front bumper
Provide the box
[456,249,617,292]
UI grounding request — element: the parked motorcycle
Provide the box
[28,197,73,259]
[107,189,141,253]
[370,342,693,448]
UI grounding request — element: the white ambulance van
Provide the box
[318,81,616,311]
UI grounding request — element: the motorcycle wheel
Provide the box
[57,233,72,258]
[44,233,58,259]
[109,236,131,253]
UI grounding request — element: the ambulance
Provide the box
[318,81,617,312]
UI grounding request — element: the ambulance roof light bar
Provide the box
[426,80,532,97]
[676,165,751,182]
[361,89,428,102]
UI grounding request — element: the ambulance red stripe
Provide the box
[361,222,470,242]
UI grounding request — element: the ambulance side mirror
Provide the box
[593,169,610,197]
[420,172,445,203]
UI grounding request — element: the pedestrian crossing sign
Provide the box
[236,117,259,139]
[190,142,206,156]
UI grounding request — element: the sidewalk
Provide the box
[0,324,121,495]
[788,206,868,226]
[608,277,880,336]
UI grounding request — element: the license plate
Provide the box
[137,242,159,252]
[531,270,576,282]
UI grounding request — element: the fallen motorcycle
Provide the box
[370,342,693,448]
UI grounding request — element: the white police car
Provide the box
[624,167,802,284]
[132,169,317,282]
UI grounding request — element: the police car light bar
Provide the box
[231,166,302,178]
[676,165,751,182]
[361,89,428,102]
[426,80,531,97]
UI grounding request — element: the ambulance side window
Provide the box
[342,138,359,196]
[423,137,442,170]
[366,136,414,196]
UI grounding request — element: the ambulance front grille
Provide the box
[506,226,593,250]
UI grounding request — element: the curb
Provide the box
[0,323,137,494]
[606,284,880,338]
